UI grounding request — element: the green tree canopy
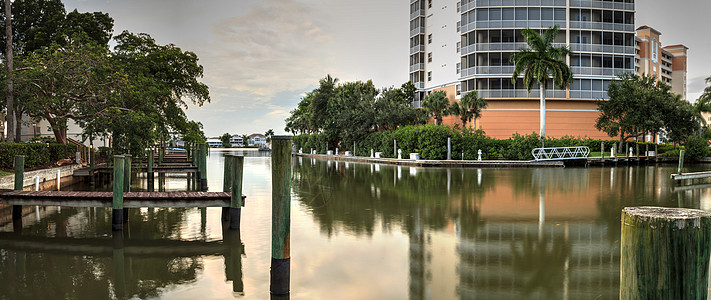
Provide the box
[422,90,450,125]
[448,90,487,128]
[596,73,698,146]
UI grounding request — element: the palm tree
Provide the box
[422,90,450,125]
[511,25,573,138]
[264,128,274,143]
[449,90,488,128]
[695,76,711,126]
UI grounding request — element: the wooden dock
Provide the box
[73,165,198,177]
[671,171,711,182]
[0,190,245,208]
[295,153,564,168]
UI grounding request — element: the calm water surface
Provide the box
[1,149,710,299]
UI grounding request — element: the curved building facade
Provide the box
[410,0,637,139]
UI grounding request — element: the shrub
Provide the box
[0,142,76,169]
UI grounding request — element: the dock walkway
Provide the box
[295,153,564,168]
[0,190,245,208]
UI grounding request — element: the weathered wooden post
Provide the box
[223,155,234,222]
[112,155,125,231]
[620,207,711,299]
[147,149,155,184]
[123,154,132,223]
[199,143,208,191]
[12,155,24,220]
[89,146,95,185]
[270,136,292,296]
[230,155,244,230]
[601,142,605,166]
[677,150,685,175]
[159,147,164,166]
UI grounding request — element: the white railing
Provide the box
[570,21,633,32]
[569,43,635,54]
[475,0,567,7]
[570,0,634,11]
[475,20,566,29]
[410,63,424,73]
[532,147,590,161]
[410,27,425,37]
[410,9,425,20]
[572,67,631,77]
[410,45,425,54]
[478,89,567,99]
[569,90,608,99]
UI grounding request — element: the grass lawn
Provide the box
[0,171,12,177]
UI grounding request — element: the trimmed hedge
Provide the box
[293,126,685,161]
[0,143,77,169]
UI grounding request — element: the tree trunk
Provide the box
[4,0,13,143]
[539,84,546,138]
[14,111,21,142]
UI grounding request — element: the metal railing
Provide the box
[570,0,634,11]
[570,21,633,32]
[475,0,567,7]
[477,89,567,99]
[569,90,608,99]
[410,63,425,73]
[410,27,425,37]
[572,66,631,76]
[410,9,425,20]
[410,45,425,54]
[532,147,590,161]
[569,43,635,54]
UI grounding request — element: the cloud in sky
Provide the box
[63,0,711,136]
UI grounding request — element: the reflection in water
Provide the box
[0,205,245,299]
[292,159,707,299]
[1,150,710,299]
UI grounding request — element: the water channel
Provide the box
[0,149,710,299]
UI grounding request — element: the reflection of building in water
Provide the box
[456,223,618,300]
[409,212,459,300]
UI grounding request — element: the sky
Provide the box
[63,0,711,137]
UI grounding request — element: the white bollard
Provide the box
[76,152,81,164]
[57,170,61,191]
[370,149,374,158]
[35,176,40,191]
[629,147,633,158]
[477,149,482,161]
[336,148,339,155]
[398,149,402,160]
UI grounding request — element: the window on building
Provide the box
[457,1,461,12]
[428,71,432,81]
[428,52,432,62]
[456,84,461,96]
[457,41,461,53]
[457,63,461,74]
[428,34,432,44]
[428,0,432,8]
[457,21,461,32]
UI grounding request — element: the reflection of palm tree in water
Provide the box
[510,233,571,298]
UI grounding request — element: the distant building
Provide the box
[247,134,267,147]
[634,26,688,100]
[230,135,244,147]
[206,137,222,148]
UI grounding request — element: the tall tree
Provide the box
[511,25,573,138]
[694,76,711,126]
[220,132,231,148]
[4,0,13,142]
[264,128,274,143]
[422,90,450,125]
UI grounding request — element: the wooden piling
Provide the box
[620,207,711,299]
[89,147,95,185]
[147,149,155,183]
[223,155,234,222]
[112,155,125,231]
[199,143,207,191]
[270,136,292,296]
[123,154,132,222]
[158,147,164,166]
[12,155,24,220]
[230,155,244,231]
[678,150,685,175]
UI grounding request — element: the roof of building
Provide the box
[662,44,689,50]
[636,25,662,35]
[249,134,266,138]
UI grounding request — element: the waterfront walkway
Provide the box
[294,153,564,168]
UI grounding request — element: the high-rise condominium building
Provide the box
[410,0,687,139]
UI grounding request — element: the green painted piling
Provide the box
[620,207,711,300]
[112,155,125,231]
[199,143,207,191]
[678,150,685,175]
[229,155,245,230]
[123,155,132,193]
[270,136,292,296]
[158,147,164,166]
[223,155,234,222]
[12,155,25,220]
[90,147,95,181]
